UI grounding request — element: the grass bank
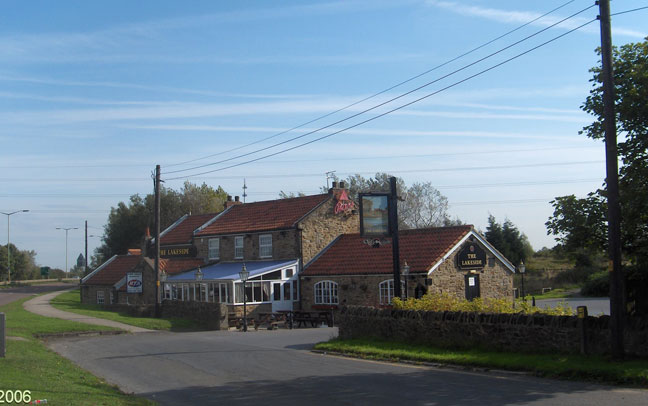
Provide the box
[315,338,648,386]
[51,290,206,331]
[0,297,154,405]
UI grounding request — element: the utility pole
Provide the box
[598,0,625,359]
[84,220,88,276]
[389,177,401,299]
[154,165,161,317]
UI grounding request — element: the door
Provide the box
[465,274,480,301]
[272,281,293,312]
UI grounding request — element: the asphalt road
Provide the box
[0,282,76,307]
[49,328,647,406]
[535,297,610,316]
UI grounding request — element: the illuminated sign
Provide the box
[334,190,356,215]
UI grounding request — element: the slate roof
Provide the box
[195,194,331,236]
[303,225,473,276]
[160,213,218,245]
[83,254,142,286]
[167,259,298,281]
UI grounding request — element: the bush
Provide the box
[392,293,573,315]
[580,271,609,297]
[626,264,648,316]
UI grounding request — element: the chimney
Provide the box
[127,248,142,256]
[235,196,240,202]
[224,195,243,210]
[339,181,346,189]
[332,181,338,189]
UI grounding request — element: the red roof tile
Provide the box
[160,213,219,245]
[196,194,331,236]
[84,255,142,285]
[303,225,472,276]
[160,258,206,275]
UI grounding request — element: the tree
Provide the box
[94,182,229,264]
[485,216,532,266]
[0,243,39,281]
[326,173,453,229]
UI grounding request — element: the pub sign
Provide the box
[159,245,197,258]
[457,242,486,270]
[359,193,390,236]
[126,272,143,293]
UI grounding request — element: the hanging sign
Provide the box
[359,193,390,236]
[126,272,143,293]
[457,242,486,270]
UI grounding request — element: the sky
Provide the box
[1,0,646,272]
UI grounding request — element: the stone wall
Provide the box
[299,193,359,265]
[161,300,229,330]
[338,306,648,357]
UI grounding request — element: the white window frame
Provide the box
[234,235,244,259]
[259,234,272,258]
[208,238,220,260]
[96,290,105,305]
[379,279,405,305]
[109,291,114,304]
[234,281,271,304]
[314,280,338,305]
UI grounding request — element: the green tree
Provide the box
[485,216,532,266]
[0,243,39,281]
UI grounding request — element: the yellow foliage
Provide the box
[392,294,573,316]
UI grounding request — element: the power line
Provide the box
[164,2,593,175]
[611,5,648,16]
[166,17,598,181]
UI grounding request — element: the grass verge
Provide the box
[0,297,154,405]
[51,290,206,331]
[314,338,648,386]
[530,286,580,299]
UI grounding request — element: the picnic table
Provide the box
[291,311,332,328]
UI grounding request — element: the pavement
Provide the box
[48,328,648,406]
[0,282,75,307]
[22,289,153,333]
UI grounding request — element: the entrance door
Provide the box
[272,281,293,312]
[465,274,480,301]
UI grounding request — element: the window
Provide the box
[235,281,271,303]
[284,268,293,279]
[379,279,405,305]
[109,291,114,304]
[284,282,291,301]
[96,290,105,305]
[208,238,220,260]
[314,281,338,305]
[259,234,272,258]
[234,236,244,259]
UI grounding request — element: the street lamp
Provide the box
[402,261,410,299]
[56,227,78,278]
[2,210,29,284]
[518,261,526,301]
[239,263,249,332]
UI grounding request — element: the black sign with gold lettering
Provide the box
[159,245,197,258]
[457,243,486,270]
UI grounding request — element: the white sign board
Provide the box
[127,272,143,293]
[468,277,475,287]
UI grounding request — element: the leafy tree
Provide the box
[94,182,229,264]
[326,173,452,229]
[279,191,306,199]
[0,243,39,281]
[485,216,532,266]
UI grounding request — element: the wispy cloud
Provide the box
[425,1,646,38]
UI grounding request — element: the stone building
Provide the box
[301,225,515,312]
[163,184,359,316]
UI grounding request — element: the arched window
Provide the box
[379,279,405,305]
[314,281,338,305]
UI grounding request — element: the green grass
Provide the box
[0,297,154,405]
[51,290,206,331]
[315,338,648,386]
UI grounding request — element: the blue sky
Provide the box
[1,0,646,271]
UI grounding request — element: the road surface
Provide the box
[535,296,610,316]
[48,327,647,405]
[0,282,75,307]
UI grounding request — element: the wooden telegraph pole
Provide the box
[598,0,625,358]
[154,165,161,318]
[389,177,401,299]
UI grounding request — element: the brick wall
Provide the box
[338,306,648,357]
[81,259,158,306]
[195,230,300,262]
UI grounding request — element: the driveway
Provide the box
[0,282,75,307]
[48,328,648,406]
[535,297,610,316]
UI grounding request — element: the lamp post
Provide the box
[239,264,249,332]
[2,210,29,284]
[195,267,203,302]
[160,270,167,301]
[56,227,78,278]
[402,261,410,300]
[519,262,526,301]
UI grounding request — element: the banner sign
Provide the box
[159,245,197,258]
[126,272,143,293]
[359,193,390,236]
[457,243,486,270]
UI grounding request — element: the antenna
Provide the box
[242,178,248,203]
[326,171,336,189]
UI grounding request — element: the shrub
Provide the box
[392,293,573,316]
[580,271,609,297]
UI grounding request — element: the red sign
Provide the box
[334,190,356,215]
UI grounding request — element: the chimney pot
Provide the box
[235,196,240,202]
[227,195,232,201]
[332,181,338,188]
[339,181,346,189]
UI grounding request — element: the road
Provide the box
[0,282,76,307]
[535,297,610,316]
[49,328,647,405]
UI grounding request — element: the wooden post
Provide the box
[0,312,5,358]
[577,306,588,355]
